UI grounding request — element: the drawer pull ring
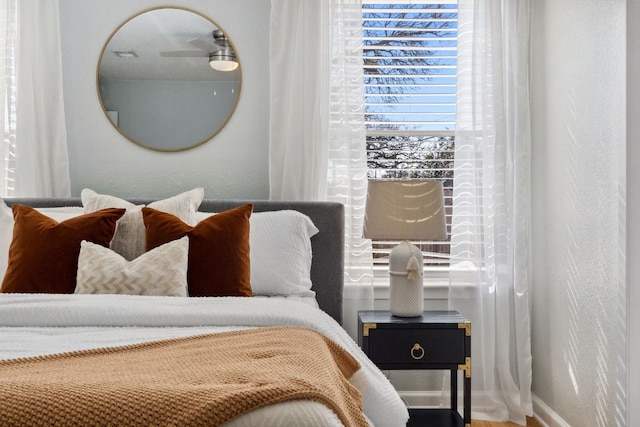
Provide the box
[411,343,425,360]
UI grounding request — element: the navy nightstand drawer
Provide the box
[367,328,466,365]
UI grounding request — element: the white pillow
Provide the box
[32,206,85,216]
[75,236,189,297]
[196,210,319,296]
[0,201,85,282]
[82,188,204,260]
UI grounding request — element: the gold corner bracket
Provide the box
[458,321,471,336]
[363,323,377,337]
[458,356,471,378]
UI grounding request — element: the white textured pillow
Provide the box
[195,210,319,296]
[75,236,189,297]
[0,202,85,281]
[82,188,204,260]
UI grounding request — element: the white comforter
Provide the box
[0,294,409,427]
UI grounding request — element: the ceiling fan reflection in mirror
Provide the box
[160,30,238,72]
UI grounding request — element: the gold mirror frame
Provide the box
[96,7,241,152]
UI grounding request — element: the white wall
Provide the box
[626,2,639,425]
[530,0,625,425]
[59,0,270,199]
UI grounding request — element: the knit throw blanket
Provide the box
[0,326,367,427]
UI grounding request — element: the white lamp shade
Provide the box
[363,180,447,241]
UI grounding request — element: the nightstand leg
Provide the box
[450,368,457,410]
[464,372,471,425]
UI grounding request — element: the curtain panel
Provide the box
[269,0,329,202]
[325,0,373,340]
[14,0,70,197]
[449,0,533,423]
[0,0,16,196]
[0,0,70,197]
[269,0,372,339]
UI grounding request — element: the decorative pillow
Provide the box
[75,236,189,297]
[143,204,253,297]
[81,188,204,260]
[0,205,126,294]
[0,203,86,281]
[195,210,319,296]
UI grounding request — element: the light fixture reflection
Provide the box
[209,47,238,72]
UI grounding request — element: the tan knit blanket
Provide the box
[0,326,367,427]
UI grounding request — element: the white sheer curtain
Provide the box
[269,0,329,201]
[0,0,17,196]
[270,0,372,339]
[0,0,70,197]
[449,0,532,424]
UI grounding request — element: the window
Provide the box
[362,1,457,278]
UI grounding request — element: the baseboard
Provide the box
[397,390,494,417]
[532,394,571,427]
[397,391,571,427]
[398,390,446,408]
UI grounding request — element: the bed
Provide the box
[0,190,409,427]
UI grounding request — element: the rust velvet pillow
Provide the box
[142,204,253,297]
[0,205,126,294]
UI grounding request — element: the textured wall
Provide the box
[59,0,270,199]
[627,2,640,425]
[530,0,624,425]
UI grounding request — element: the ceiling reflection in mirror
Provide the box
[97,7,241,152]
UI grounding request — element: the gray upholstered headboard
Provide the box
[4,198,345,324]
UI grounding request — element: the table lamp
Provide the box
[363,180,447,317]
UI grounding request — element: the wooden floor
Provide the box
[471,417,543,427]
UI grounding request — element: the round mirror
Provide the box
[97,7,241,152]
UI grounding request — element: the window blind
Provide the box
[362,1,457,277]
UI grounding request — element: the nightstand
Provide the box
[358,310,471,427]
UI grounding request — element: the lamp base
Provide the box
[389,241,424,317]
[390,278,424,317]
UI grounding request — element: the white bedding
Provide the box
[0,294,409,427]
